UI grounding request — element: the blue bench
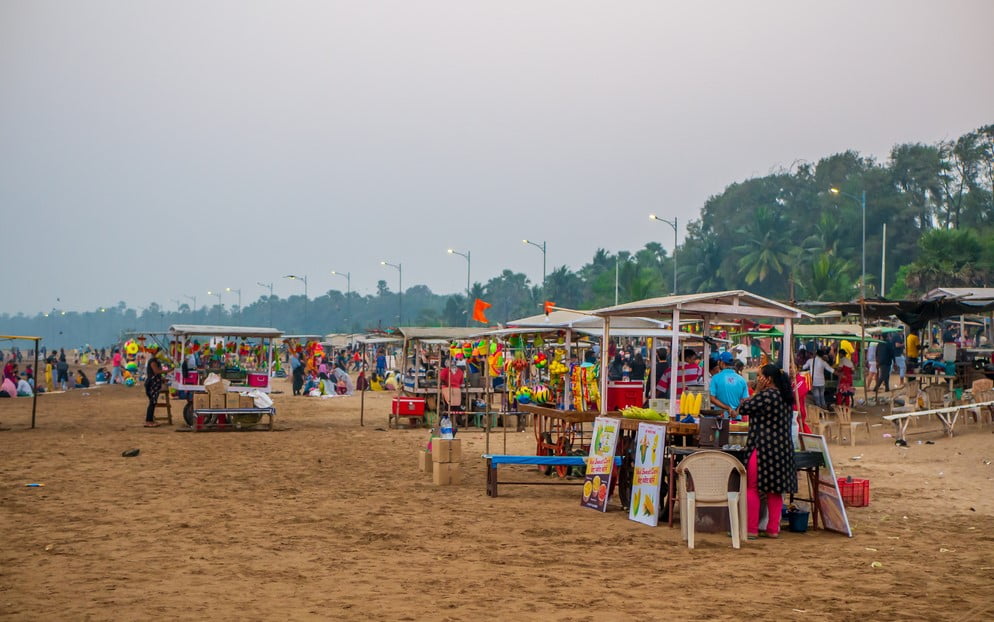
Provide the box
[483,454,623,497]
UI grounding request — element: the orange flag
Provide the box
[472,299,492,324]
[543,300,555,316]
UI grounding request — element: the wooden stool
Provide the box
[155,389,173,425]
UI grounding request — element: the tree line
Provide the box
[2,124,991,348]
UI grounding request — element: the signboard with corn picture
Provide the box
[580,417,620,512]
[628,422,667,526]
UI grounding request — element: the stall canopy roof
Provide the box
[801,293,994,330]
[508,309,676,331]
[924,287,994,302]
[396,327,483,340]
[169,324,284,339]
[592,290,811,321]
[0,334,41,341]
[736,323,884,342]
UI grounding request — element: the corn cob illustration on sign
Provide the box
[580,417,619,512]
[628,422,667,527]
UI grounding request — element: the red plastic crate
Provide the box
[391,397,426,416]
[837,477,870,507]
[607,382,645,411]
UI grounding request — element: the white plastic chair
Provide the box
[676,450,746,549]
[835,404,871,446]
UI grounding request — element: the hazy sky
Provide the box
[2,0,992,316]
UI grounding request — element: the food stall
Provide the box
[395,327,484,417]
[168,324,284,428]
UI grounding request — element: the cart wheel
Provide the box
[183,402,195,426]
[555,437,573,479]
[541,432,555,476]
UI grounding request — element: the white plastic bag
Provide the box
[245,389,273,409]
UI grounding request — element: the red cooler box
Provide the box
[606,382,645,411]
[392,396,426,417]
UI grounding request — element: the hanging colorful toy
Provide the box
[531,384,551,405]
[514,386,534,404]
[532,352,548,368]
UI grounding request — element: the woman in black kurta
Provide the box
[143,358,164,428]
[738,364,797,538]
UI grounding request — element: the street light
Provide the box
[447,249,471,326]
[649,214,679,295]
[207,290,223,324]
[284,275,308,329]
[829,187,867,301]
[225,287,242,324]
[257,282,274,327]
[380,261,403,326]
[522,239,547,294]
[330,270,351,331]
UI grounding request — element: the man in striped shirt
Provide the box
[655,349,702,398]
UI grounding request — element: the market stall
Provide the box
[168,324,284,428]
[395,327,484,417]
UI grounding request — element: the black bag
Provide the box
[698,416,730,448]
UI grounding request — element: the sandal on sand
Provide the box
[747,533,759,541]
[760,532,780,539]
[143,422,160,428]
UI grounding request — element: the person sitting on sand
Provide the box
[75,370,91,389]
[17,374,34,397]
[303,372,320,396]
[318,372,336,396]
[95,368,109,385]
[369,372,384,391]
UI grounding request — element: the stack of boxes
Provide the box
[430,438,462,486]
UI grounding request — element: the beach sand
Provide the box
[2,376,993,621]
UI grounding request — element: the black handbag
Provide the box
[698,415,730,448]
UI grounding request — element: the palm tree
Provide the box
[733,206,793,289]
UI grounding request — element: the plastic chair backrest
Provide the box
[888,384,916,414]
[835,404,853,424]
[923,385,948,408]
[676,450,745,504]
[971,379,993,394]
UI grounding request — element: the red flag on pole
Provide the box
[473,299,492,324]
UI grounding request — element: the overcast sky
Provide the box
[2,0,991,316]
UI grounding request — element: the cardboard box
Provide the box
[225,393,241,408]
[239,394,255,408]
[431,439,462,464]
[418,450,433,473]
[193,393,210,411]
[209,392,226,409]
[432,462,462,486]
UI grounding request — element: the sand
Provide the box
[2,376,993,621]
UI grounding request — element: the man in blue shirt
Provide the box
[710,352,750,419]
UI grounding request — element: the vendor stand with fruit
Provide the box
[590,291,821,525]
[168,324,284,428]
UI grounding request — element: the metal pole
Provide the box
[673,217,678,295]
[31,339,39,429]
[861,190,866,302]
[399,265,403,326]
[881,222,887,298]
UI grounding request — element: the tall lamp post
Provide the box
[257,282,274,327]
[225,287,242,324]
[284,274,308,329]
[829,188,867,301]
[830,186,868,400]
[207,290,223,324]
[522,239,547,295]
[447,249,471,326]
[330,270,351,332]
[649,214,678,295]
[380,261,403,326]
